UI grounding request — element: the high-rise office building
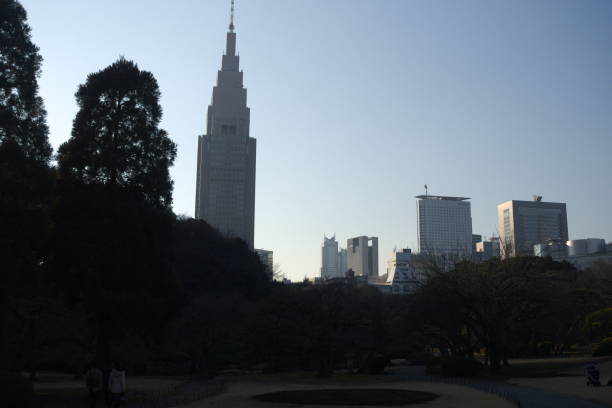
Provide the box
[347,236,379,277]
[195,7,256,247]
[472,234,482,252]
[320,235,349,279]
[475,240,500,260]
[321,235,339,279]
[338,248,347,277]
[385,249,420,295]
[416,195,473,257]
[255,249,273,279]
[497,197,568,257]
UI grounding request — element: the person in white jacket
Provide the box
[107,363,126,407]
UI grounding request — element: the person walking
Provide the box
[107,362,126,407]
[84,362,103,408]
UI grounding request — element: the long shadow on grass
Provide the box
[252,388,438,405]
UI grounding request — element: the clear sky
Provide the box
[21,0,612,281]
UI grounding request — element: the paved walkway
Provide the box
[33,374,223,408]
[181,379,515,408]
[395,367,609,408]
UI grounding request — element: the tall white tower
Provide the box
[321,235,339,279]
[195,1,256,247]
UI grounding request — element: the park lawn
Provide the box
[34,374,188,407]
[502,356,612,378]
[510,360,612,407]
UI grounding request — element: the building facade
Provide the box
[567,238,606,256]
[472,234,482,253]
[534,238,611,270]
[347,236,378,277]
[321,235,339,279]
[416,195,472,257]
[255,249,273,279]
[498,198,568,257]
[475,239,500,261]
[195,16,256,247]
[385,249,420,295]
[338,248,347,277]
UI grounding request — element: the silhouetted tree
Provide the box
[249,282,389,376]
[58,57,175,208]
[272,263,285,281]
[414,257,580,374]
[582,261,612,303]
[0,0,53,372]
[0,0,51,162]
[173,218,270,300]
[53,58,180,367]
[169,217,269,374]
[171,294,254,375]
[583,307,612,342]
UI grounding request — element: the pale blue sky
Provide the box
[21,0,612,281]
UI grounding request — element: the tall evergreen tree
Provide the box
[58,57,175,208]
[54,58,179,365]
[0,0,53,371]
[0,0,51,162]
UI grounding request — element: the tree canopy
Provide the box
[0,0,54,373]
[53,58,180,365]
[0,0,50,163]
[57,58,176,209]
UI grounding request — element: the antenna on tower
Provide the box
[229,0,235,32]
[424,184,428,197]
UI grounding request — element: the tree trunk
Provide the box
[489,348,501,375]
[95,324,110,367]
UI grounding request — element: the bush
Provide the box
[593,337,612,357]
[537,341,554,356]
[406,351,435,365]
[427,357,483,377]
[0,372,33,408]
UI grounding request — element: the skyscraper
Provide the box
[347,236,379,277]
[321,235,339,279]
[337,247,347,277]
[498,197,568,258]
[416,195,472,257]
[195,4,256,248]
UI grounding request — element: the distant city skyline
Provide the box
[21,0,612,281]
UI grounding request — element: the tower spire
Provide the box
[229,0,235,32]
